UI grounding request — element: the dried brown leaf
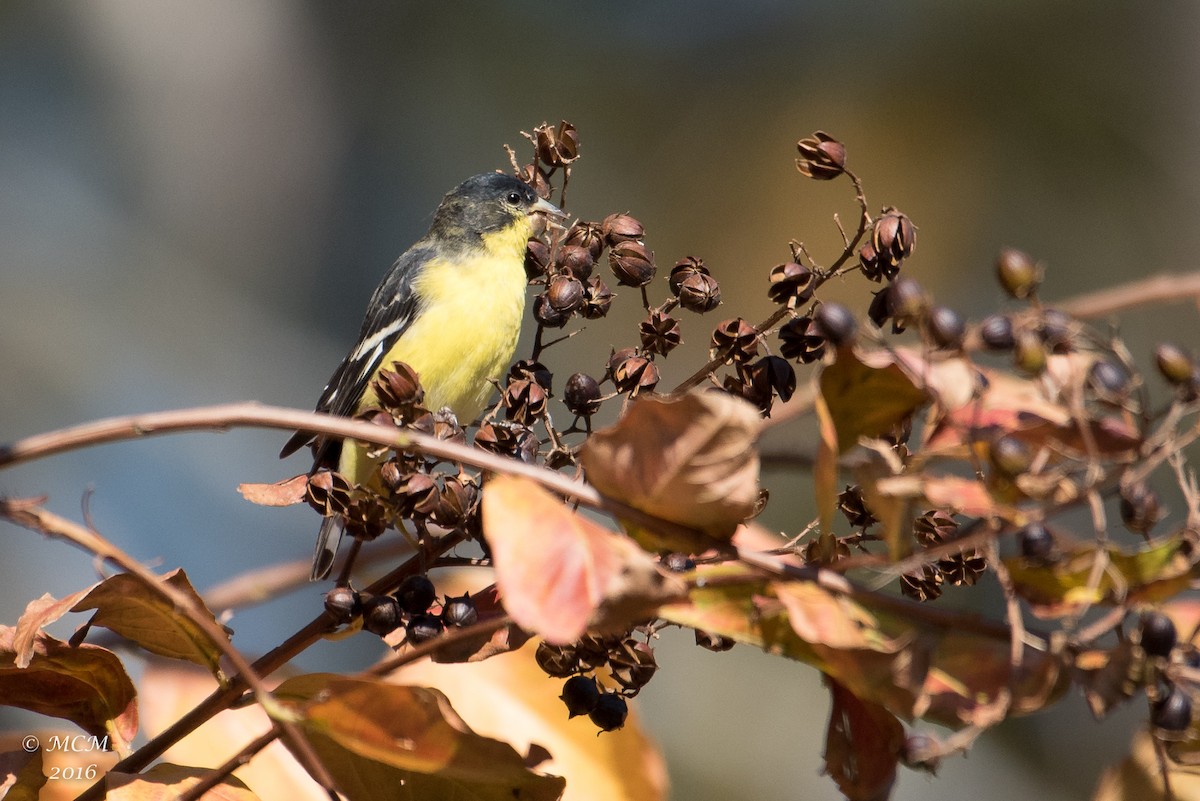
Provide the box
[105,763,258,800]
[237,474,309,507]
[580,392,761,543]
[823,679,903,801]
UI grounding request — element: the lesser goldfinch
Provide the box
[281,172,564,579]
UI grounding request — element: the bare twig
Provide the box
[1056,271,1200,319]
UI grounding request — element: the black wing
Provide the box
[279,243,435,467]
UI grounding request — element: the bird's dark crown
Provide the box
[428,173,541,242]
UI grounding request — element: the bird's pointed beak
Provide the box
[530,196,568,235]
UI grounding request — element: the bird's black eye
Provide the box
[505,191,523,206]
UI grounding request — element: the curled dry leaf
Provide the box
[237,473,309,507]
[823,678,904,801]
[482,474,684,645]
[580,392,761,544]
[819,347,928,454]
[69,569,232,682]
[0,626,138,754]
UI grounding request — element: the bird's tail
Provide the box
[311,515,345,581]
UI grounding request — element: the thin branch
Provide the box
[1056,271,1200,319]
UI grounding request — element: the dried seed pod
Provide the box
[678,271,721,313]
[608,241,656,287]
[555,244,595,280]
[306,470,353,517]
[927,305,966,350]
[1019,522,1055,562]
[779,316,826,363]
[373,361,426,415]
[1037,308,1075,353]
[639,311,683,355]
[564,372,602,417]
[795,131,846,180]
[1155,342,1194,386]
[694,630,736,652]
[607,349,660,397]
[362,594,402,636]
[886,277,927,332]
[900,565,943,602]
[1014,331,1048,375]
[525,239,552,279]
[669,256,708,295]
[745,355,797,403]
[913,509,958,545]
[1088,359,1130,405]
[342,495,388,541]
[475,421,522,458]
[601,213,645,245]
[867,288,891,329]
[939,551,986,587]
[432,476,478,529]
[395,473,439,519]
[724,370,772,415]
[990,434,1032,478]
[516,162,553,200]
[767,262,816,305]
[872,208,916,268]
[813,302,857,347]
[535,641,580,677]
[995,248,1041,300]
[441,592,479,628]
[710,317,760,363]
[534,120,580,167]
[979,314,1016,350]
[580,276,614,319]
[565,221,606,261]
[503,377,549,424]
[546,274,585,314]
[508,359,553,391]
[858,240,894,282]
[324,586,361,623]
[838,485,876,528]
[533,292,570,328]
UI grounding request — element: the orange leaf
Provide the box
[823,679,903,801]
[238,474,309,507]
[0,626,138,754]
[105,764,258,800]
[580,392,761,544]
[482,475,681,645]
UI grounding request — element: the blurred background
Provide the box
[3,1,1199,798]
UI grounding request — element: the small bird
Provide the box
[281,172,564,579]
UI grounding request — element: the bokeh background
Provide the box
[4,2,1200,799]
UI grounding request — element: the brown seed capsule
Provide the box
[432,476,478,529]
[397,473,439,518]
[795,131,846,180]
[565,221,606,261]
[927,305,966,350]
[669,256,708,295]
[710,317,759,363]
[913,509,958,545]
[995,248,1041,300]
[1087,359,1130,405]
[533,292,570,328]
[306,470,352,516]
[342,495,387,541]
[639,311,683,355]
[608,241,656,287]
[564,372,602,417]
[503,377,549,424]
[725,370,773,415]
[990,434,1031,478]
[678,271,721,313]
[886,277,927,332]
[607,348,660,397]
[738,355,796,414]
[525,239,552,279]
[838,485,876,528]
[373,361,425,414]
[858,241,894,282]
[534,120,580,167]
[900,565,944,602]
[872,208,916,268]
[554,244,594,280]
[474,422,518,458]
[601,213,645,246]
[517,162,553,199]
[767,262,816,305]
[979,314,1016,350]
[580,276,614,319]
[535,641,580,678]
[546,274,585,313]
[779,316,826,363]
[867,288,891,329]
[1037,308,1074,354]
[813,302,858,347]
[939,550,987,587]
[509,359,553,391]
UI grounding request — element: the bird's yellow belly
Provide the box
[342,251,527,485]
